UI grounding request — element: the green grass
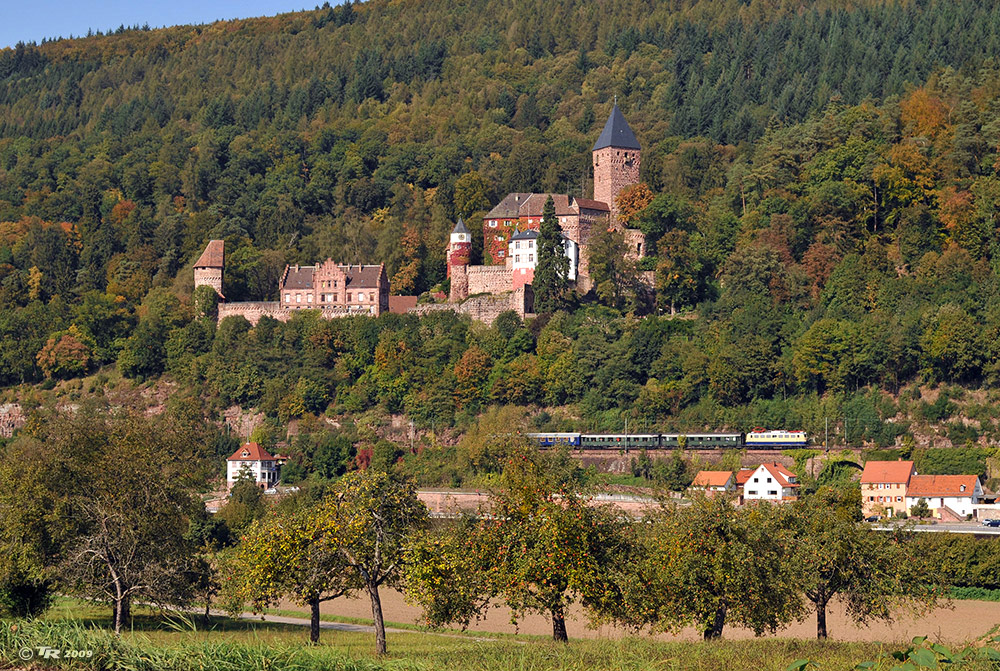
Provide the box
[0,600,993,671]
[949,586,1000,602]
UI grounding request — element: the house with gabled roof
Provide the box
[690,470,735,496]
[227,442,280,490]
[860,460,915,517]
[905,475,983,520]
[742,463,800,502]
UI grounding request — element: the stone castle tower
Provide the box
[193,239,225,298]
[592,103,641,220]
[447,218,471,302]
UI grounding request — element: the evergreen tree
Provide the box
[532,196,570,313]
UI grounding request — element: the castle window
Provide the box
[307,294,313,303]
[347,293,352,302]
[284,293,290,303]
[296,295,301,303]
[333,294,338,302]
[320,294,325,303]
[358,292,366,302]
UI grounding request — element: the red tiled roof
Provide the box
[194,240,225,268]
[754,463,800,488]
[692,471,733,488]
[860,460,915,485]
[907,474,980,498]
[735,469,755,486]
[388,295,418,314]
[227,442,275,462]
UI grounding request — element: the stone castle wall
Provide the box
[217,302,355,326]
[466,265,511,295]
[593,147,640,220]
[450,264,469,302]
[409,286,532,325]
[0,403,25,438]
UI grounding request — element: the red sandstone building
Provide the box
[279,261,389,316]
[478,103,645,284]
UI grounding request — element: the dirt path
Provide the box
[283,590,1000,644]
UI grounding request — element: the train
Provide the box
[526,429,808,450]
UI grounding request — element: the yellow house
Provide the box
[860,460,915,517]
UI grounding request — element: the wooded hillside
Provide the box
[3,0,1000,461]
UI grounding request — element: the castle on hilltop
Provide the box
[195,103,645,326]
[194,242,389,325]
[448,103,646,303]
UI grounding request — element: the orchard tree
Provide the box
[618,494,804,639]
[314,470,428,655]
[223,507,350,643]
[0,405,208,634]
[533,196,570,313]
[790,487,941,639]
[405,443,627,642]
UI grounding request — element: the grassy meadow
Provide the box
[0,600,996,671]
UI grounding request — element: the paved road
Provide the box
[872,522,1000,535]
[216,610,500,642]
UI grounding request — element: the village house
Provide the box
[226,442,280,490]
[690,470,736,496]
[741,463,800,502]
[905,474,983,520]
[860,460,915,518]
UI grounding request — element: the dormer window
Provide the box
[240,449,249,458]
[960,485,966,492]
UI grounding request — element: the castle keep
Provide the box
[452,103,645,303]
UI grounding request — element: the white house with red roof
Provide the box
[227,442,280,489]
[690,470,735,496]
[742,463,800,502]
[860,460,915,517]
[905,474,983,519]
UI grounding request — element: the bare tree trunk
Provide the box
[703,602,727,640]
[368,582,387,655]
[551,606,568,642]
[816,596,829,640]
[310,597,321,644]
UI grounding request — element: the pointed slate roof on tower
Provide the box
[592,104,641,151]
[451,217,470,235]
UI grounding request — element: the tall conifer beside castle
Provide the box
[533,196,570,313]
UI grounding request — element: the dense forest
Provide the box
[4,0,1000,470]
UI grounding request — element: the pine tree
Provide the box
[532,196,570,313]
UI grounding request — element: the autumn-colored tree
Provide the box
[453,346,492,411]
[36,326,92,379]
[614,182,655,227]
